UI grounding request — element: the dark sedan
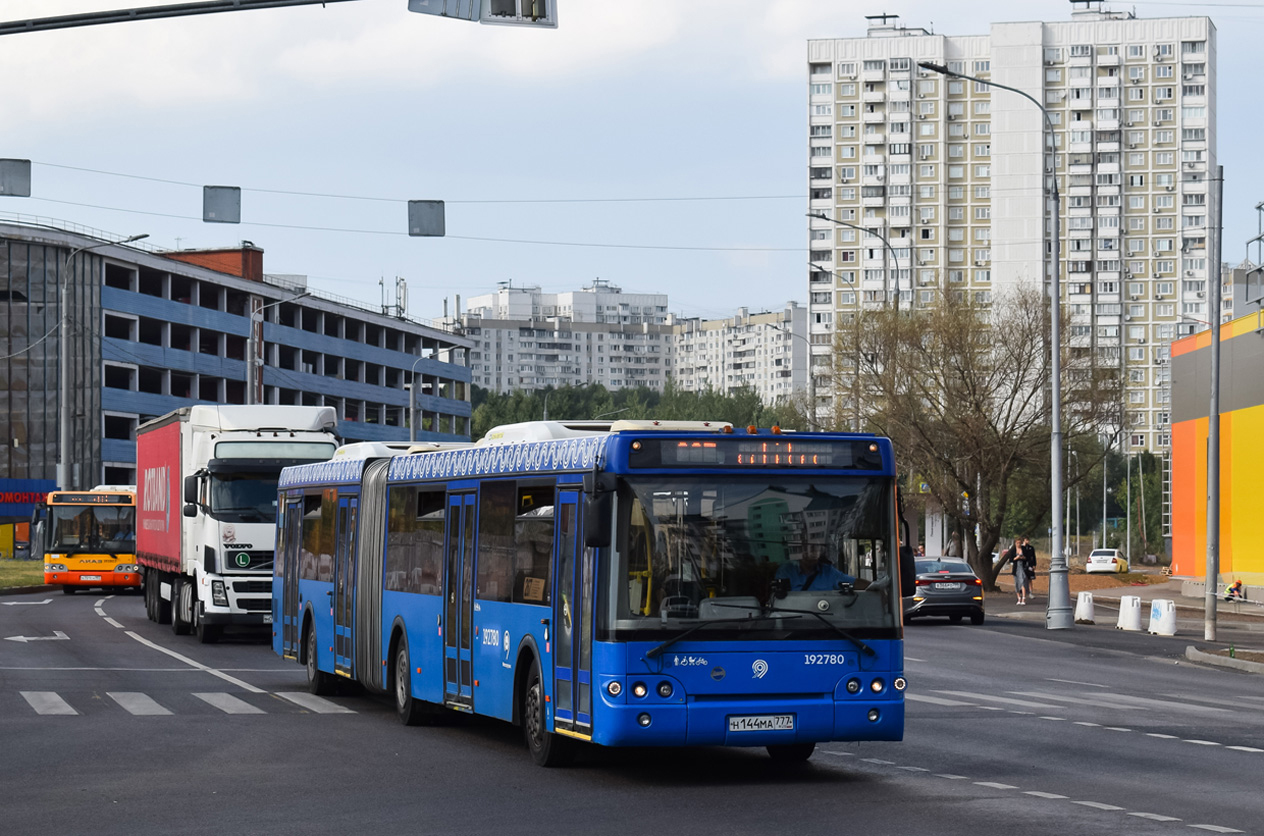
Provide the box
[903,559,985,624]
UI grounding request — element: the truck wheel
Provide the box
[155,575,172,625]
[393,635,429,726]
[171,580,193,636]
[304,620,334,695]
[62,586,76,595]
[522,663,572,767]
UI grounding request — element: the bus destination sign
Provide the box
[49,493,132,505]
[629,438,884,470]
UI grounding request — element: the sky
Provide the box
[2,0,1262,324]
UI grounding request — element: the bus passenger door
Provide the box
[333,496,358,677]
[280,499,303,659]
[443,492,476,709]
[552,489,593,735]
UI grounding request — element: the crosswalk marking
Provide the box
[194,692,266,715]
[905,693,976,707]
[933,690,1063,710]
[21,691,77,715]
[275,692,356,714]
[1128,812,1180,822]
[108,692,172,716]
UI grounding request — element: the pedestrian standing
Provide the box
[1021,537,1038,602]
[1003,538,1027,605]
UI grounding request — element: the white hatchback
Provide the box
[1086,548,1129,574]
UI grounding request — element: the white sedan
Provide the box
[1086,548,1130,574]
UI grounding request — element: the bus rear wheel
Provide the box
[767,743,816,763]
[304,619,335,696]
[523,663,573,767]
[393,636,429,726]
[62,586,76,595]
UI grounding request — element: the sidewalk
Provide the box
[986,574,1264,675]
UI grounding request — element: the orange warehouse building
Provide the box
[1170,313,1264,585]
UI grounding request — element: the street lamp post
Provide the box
[917,61,1070,630]
[58,233,148,490]
[246,291,310,405]
[408,353,427,442]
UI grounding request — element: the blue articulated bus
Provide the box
[273,421,915,766]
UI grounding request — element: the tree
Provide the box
[832,286,1121,588]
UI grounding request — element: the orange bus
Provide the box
[39,486,140,593]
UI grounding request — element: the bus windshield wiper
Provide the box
[764,607,876,657]
[644,613,801,660]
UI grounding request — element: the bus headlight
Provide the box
[845,678,862,695]
[870,678,885,694]
[893,677,907,691]
[657,681,673,698]
[45,563,66,572]
[114,564,139,573]
[211,580,229,607]
[606,681,623,697]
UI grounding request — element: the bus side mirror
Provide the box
[899,544,916,599]
[584,492,612,549]
[582,471,617,549]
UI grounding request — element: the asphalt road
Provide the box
[1,590,1259,835]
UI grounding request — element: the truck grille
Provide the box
[236,597,271,612]
[232,580,272,594]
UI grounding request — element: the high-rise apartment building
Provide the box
[461,280,672,393]
[807,2,1217,452]
[669,303,808,405]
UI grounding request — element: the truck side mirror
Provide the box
[183,474,199,505]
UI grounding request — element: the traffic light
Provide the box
[407,0,556,28]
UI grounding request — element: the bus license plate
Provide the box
[729,714,794,732]
[80,575,101,581]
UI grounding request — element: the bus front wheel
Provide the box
[523,663,573,767]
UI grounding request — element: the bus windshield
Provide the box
[49,505,136,554]
[608,476,898,638]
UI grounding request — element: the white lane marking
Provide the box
[1,599,52,606]
[1183,740,1221,746]
[1130,813,1182,822]
[818,750,854,757]
[94,607,107,617]
[934,690,1063,710]
[897,766,928,772]
[103,617,124,629]
[1227,746,1264,753]
[5,631,70,643]
[905,693,975,707]
[1104,727,1132,732]
[1148,733,1179,739]
[978,706,1004,711]
[861,758,894,765]
[21,691,77,715]
[1024,791,1068,799]
[1188,825,1244,833]
[1162,693,1264,710]
[108,692,172,716]
[94,598,108,607]
[1073,801,1125,811]
[124,631,264,694]
[935,774,969,780]
[1008,691,1145,712]
[1047,678,1107,688]
[274,692,355,714]
[1074,722,1101,727]
[194,692,266,715]
[904,656,927,662]
[1038,716,1066,721]
[975,782,1018,789]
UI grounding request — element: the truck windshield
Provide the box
[49,506,136,554]
[605,476,899,640]
[210,474,280,523]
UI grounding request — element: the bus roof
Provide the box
[479,419,732,445]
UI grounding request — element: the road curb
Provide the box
[0,585,56,596]
[1185,645,1264,675]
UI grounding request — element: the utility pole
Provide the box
[1205,165,1225,641]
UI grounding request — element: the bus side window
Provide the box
[477,481,517,603]
[513,484,554,606]
[300,493,323,582]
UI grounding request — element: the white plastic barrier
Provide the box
[1116,595,1142,631]
[1148,599,1177,636]
[1074,591,1095,624]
